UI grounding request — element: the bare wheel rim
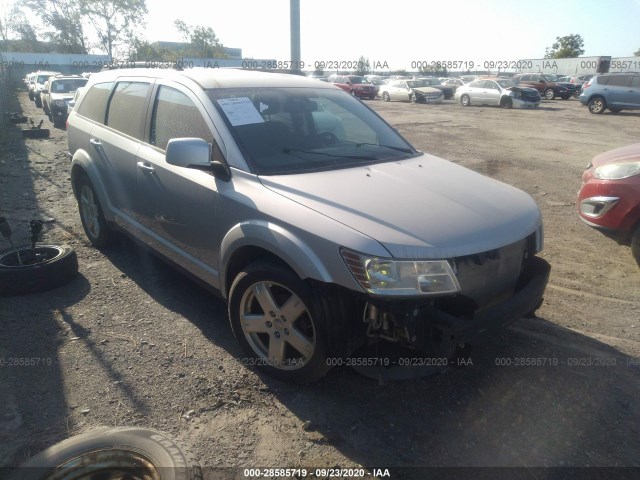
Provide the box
[239,280,316,370]
[80,184,101,239]
[52,448,161,480]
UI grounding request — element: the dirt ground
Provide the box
[1,82,639,479]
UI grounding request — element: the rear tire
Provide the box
[588,96,606,114]
[35,96,42,108]
[76,174,114,248]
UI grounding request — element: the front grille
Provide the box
[452,237,530,311]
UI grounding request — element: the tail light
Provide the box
[583,80,592,90]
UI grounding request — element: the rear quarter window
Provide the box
[76,82,114,123]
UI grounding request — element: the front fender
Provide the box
[70,149,115,223]
[219,220,334,298]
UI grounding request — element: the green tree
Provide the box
[129,39,178,62]
[544,34,585,59]
[24,0,87,53]
[3,4,47,52]
[174,20,225,58]
[355,56,370,76]
[80,0,147,57]
[634,48,640,57]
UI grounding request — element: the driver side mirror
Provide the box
[166,137,230,181]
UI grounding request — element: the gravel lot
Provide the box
[1,83,639,478]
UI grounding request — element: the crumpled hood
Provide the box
[259,155,541,259]
[412,87,443,95]
[591,143,640,167]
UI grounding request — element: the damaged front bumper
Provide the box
[358,256,551,357]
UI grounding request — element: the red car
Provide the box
[578,143,640,264]
[331,75,377,99]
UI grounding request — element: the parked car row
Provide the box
[23,71,88,127]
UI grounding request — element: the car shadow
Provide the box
[260,315,640,470]
[87,232,640,470]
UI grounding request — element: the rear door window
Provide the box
[608,76,631,87]
[106,81,151,140]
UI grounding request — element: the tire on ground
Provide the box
[7,426,203,480]
[0,245,78,296]
[228,260,331,383]
[631,226,640,266]
[76,173,115,248]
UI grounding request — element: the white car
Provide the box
[455,78,541,108]
[379,79,444,104]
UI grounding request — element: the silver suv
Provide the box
[579,73,640,114]
[67,68,550,383]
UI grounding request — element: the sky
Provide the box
[143,0,640,69]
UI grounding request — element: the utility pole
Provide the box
[290,0,301,73]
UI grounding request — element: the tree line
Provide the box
[0,0,225,60]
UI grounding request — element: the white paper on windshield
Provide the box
[217,97,265,126]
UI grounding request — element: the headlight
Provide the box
[593,162,640,180]
[341,249,461,296]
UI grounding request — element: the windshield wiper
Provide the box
[355,143,414,154]
[283,148,377,160]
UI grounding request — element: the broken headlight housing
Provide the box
[341,249,461,297]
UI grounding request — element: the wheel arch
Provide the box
[220,221,333,299]
[70,151,115,223]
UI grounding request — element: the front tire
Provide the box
[382,92,390,102]
[76,174,114,248]
[588,96,606,114]
[500,97,513,109]
[544,89,555,100]
[35,96,42,108]
[228,261,330,383]
[409,93,417,103]
[460,94,471,106]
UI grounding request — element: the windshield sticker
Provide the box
[217,97,265,126]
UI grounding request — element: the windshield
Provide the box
[407,80,427,88]
[542,74,558,81]
[208,87,417,175]
[348,76,368,84]
[37,75,52,84]
[420,78,439,85]
[496,79,517,88]
[50,79,88,93]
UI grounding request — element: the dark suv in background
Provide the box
[514,73,576,100]
[579,73,640,114]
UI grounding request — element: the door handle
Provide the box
[137,161,155,173]
[89,138,101,147]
